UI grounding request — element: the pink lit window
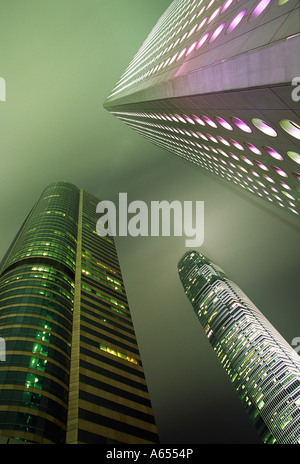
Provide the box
[277,180,291,190]
[218,136,230,146]
[207,134,218,143]
[249,0,271,21]
[183,115,195,124]
[186,41,198,56]
[209,23,226,43]
[197,17,208,31]
[244,142,262,155]
[208,7,220,23]
[250,170,260,177]
[217,148,229,157]
[231,117,252,133]
[174,114,186,123]
[215,116,233,130]
[241,156,253,165]
[197,33,210,49]
[192,115,205,126]
[271,166,288,177]
[226,9,247,33]
[263,175,275,183]
[177,48,187,61]
[229,152,239,161]
[222,0,233,13]
[202,116,217,128]
[230,139,244,150]
[254,160,268,171]
[263,146,283,160]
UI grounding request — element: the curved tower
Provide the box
[0,181,158,444]
[178,250,300,444]
[0,181,78,444]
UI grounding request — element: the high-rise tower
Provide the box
[178,250,300,444]
[104,0,300,218]
[0,181,159,444]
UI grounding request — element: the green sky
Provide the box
[0,0,299,444]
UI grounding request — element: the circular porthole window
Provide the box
[249,0,271,21]
[263,146,283,160]
[226,9,247,34]
[231,117,252,133]
[279,120,300,140]
[287,151,300,165]
[252,118,277,137]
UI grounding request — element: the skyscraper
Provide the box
[0,181,159,444]
[104,0,300,218]
[178,250,300,444]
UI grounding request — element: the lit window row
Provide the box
[108,0,289,98]
[99,343,139,365]
[112,111,299,215]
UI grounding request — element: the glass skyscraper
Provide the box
[0,181,159,444]
[178,250,300,444]
[104,0,300,218]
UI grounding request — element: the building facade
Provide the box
[0,181,159,444]
[104,0,300,219]
[178,250,300,444]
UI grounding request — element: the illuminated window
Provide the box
[287,151,300,165]
[218,136,230,146]
[197,32,210,49]
[215,116,233,131]
[244,142,262,155]
[209,23,226,43]
[241,156,254,165]
[254,160,269,171]
[186,41,198,56]
[177,47,187,60]
[202,115,217,128]
[279,120,300,140]
[230,139,244,150]
[197,17,208,31]
[193,115,205,126]
[226,9,247,33]
[263,146,283,160]
[208,7,220,23]
[249,0,271,21]
[231,117,252,133]
[252,118,277,137]
[99,343,139,365]
[222,0,233,12]
[271,165,288,178]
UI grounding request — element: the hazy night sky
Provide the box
[0,0,299,444]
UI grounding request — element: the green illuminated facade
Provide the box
[0,181,158,444]
[178,250,300,444]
